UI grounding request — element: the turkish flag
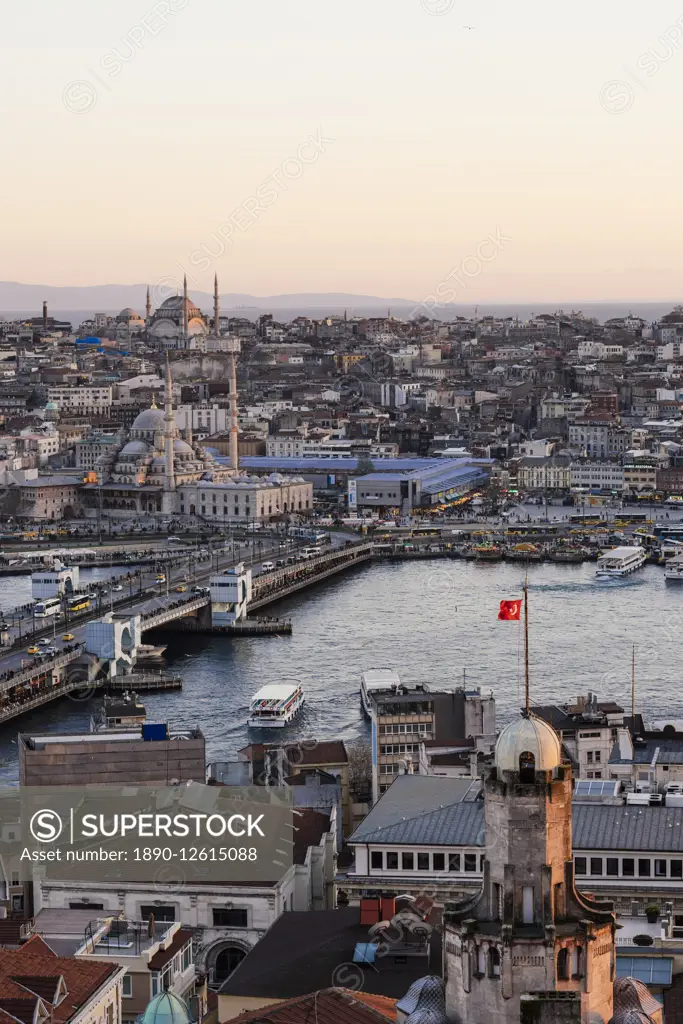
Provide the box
[498,599,522,621]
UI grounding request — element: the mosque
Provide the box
[81,317,312,520]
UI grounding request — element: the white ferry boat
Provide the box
[247,683,305,728]
[360,668,401,717]
[595,546,647,578]
[664,556,683,582]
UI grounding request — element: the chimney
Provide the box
[42,301,48,329]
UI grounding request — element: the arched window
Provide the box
[519,750,536,783]
[214,946,246,983]
[489,947,501,978]
[571,945,582,978]
[557,947,570,981]
[477,945,487,976]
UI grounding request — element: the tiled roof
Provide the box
[350,801,484,848]
[573,804,683,852]
[233,987,397,1023]
[0,945,120,1024]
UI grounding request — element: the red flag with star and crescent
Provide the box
[498,599,522,621]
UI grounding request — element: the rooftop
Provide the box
[218,908,440,1003]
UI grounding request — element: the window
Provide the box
[606,858,619,876]
[590,858,602,876]
[106,1005,114,1024]
[448,853,460,872]
[587,752,593,764]
[417,853,429,871]
[622,859,635,878]
[122,975,133,998]
[464,854,477,872]
[386,852,398,870]
[557,948,569,981]
[402,852,414,871]
[371,851,383,870]
[182,944,192,971]
[433,853,445,872]
[638,859,651,878]
[212,908,248,927]
[672,860,683,879]
[489,947,501,978]
[575,858,587,876]
[151,972,160,997]
[140,905,175,922]
[594,751,601,763]
[522,886,534,924]
[655,859,667,878]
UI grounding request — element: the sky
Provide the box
[3,0,683,302]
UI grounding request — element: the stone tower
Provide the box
[443,714,616,1024]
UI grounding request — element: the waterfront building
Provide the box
[570,460,625,494]
[568,421,630,458]
[532,692,632,779]
[369,684,495,802]
[47,385,113,418]
[18,724,206,787]
[516,455,571,493]
[349,458,491,516]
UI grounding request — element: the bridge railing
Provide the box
[251,543,373,603]
[0,647,84,695]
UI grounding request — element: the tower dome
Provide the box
[139,991,193,1024]
[494,714,562,773]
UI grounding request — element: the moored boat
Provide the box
[548,546,586,564]
[360,668,401,717]
[475,544,503,562]
[505,543,543,562]
[665,556,683,582]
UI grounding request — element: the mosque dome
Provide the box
[494,715,562,773]
[173,439,194,455]
[117,307,140,321]
[120,440,150,456]
[139,991,193,1024]
[132,407,166,432]
[159,295,202,316]
[45,401,58,411]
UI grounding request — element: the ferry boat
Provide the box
[505,543,543,563]
[548,546,586,564]
[664,556,683,582]
[135,644,167,664]
[247,683,305,728]
[595,546,647,578]
[474,544,503,562]
[360,668,400,717]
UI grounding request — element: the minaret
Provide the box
[182,274,189,343]
[146,286,151,319]
[229,346,239,472]
[162,355,176,513]
[214,274,220,338]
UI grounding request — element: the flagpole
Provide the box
[631,645,635,722]
[524,572,530,715]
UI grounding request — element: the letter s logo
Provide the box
[30,809,63,843]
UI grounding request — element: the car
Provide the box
[191,586,203,593]
[112,585,124,593]
[261,561,275,571]
[175,584,187,593]
[0,623,9,630]
[45,647,57,656]
[62,633,75,641]
[155,575,166,583]
[276,559,285,568]
[27,646,39,655]
[38,638,50,646]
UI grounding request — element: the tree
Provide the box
[355,454,375,476]
[347,738,372,800]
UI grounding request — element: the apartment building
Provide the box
[570,461,625,493]
[47,385,113,417]
[568,421,629,457]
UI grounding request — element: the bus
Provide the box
[68,594,91,614]
[34,598,61,618]
[568,513,607,526]
[613,512,649,526]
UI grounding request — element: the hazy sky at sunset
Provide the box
[4,0,683,302]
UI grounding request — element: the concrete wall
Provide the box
[19,735,206,786]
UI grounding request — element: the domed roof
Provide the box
[173,439,193,454]
[45,401,58,411]
[118,307,140,320]
[140,991,193,1024]
[120,440,150,456]
[132,407,165,432]
[159,295,201,315]
[494,714,562,773]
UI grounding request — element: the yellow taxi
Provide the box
[27,646,39,655]
[175,584,187,593]
[62,633,75,641]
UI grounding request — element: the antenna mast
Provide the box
[631,645,635,722]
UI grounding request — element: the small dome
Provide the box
[173,439,193,454]
[494,715,562,773]
[140,991,193,1024]
[117,307,140,320]
[45,401,58,411]
[132,407,165,432]
[120,440,149,456]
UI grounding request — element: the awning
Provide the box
[616,956,673,986]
